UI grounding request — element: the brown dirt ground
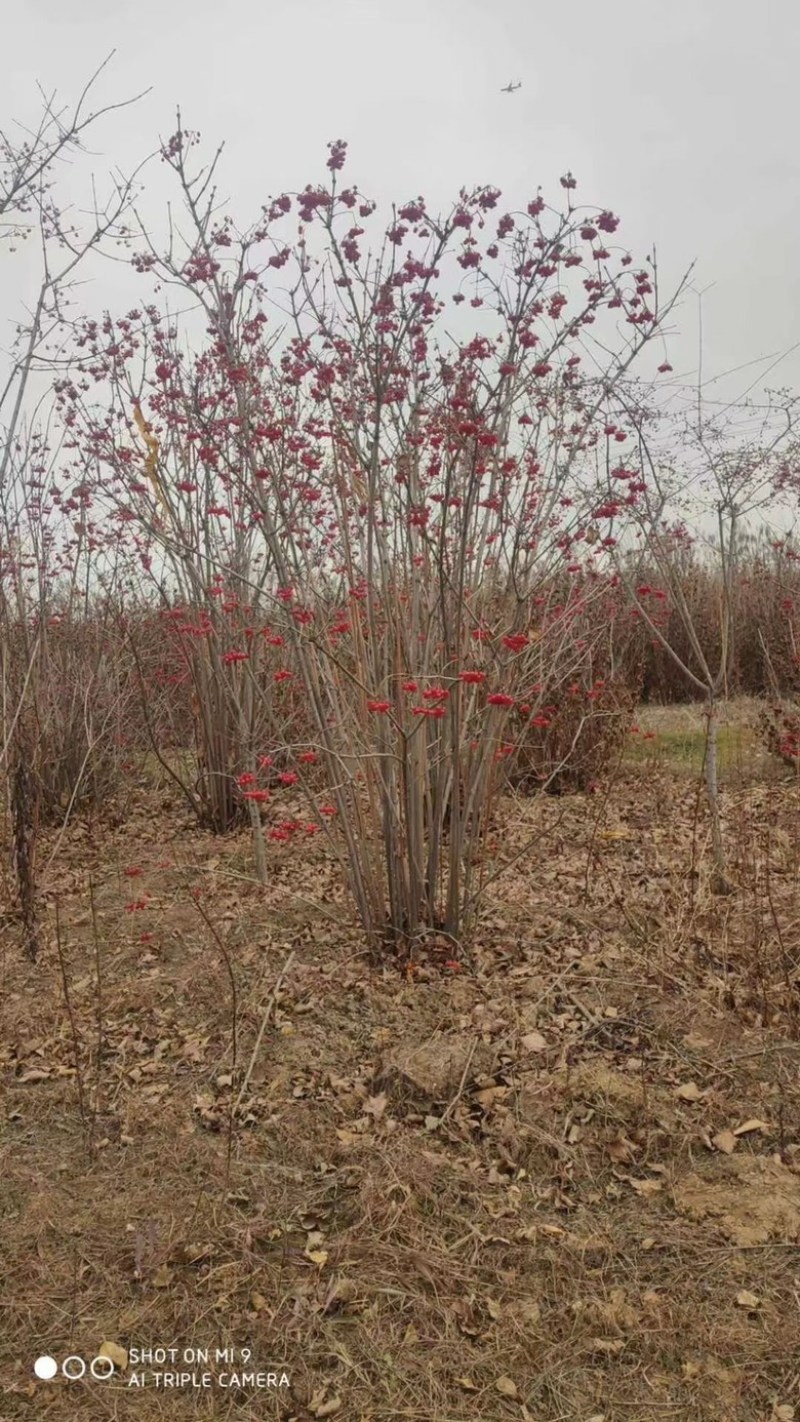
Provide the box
[2,718,800,1422]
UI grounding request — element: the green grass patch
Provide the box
[623,720,756,774]
[135,747,199,781]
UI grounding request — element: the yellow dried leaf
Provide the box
[675,1081,702,1102]
[132,402,166,511]
[712,1129,737,1155]
[305,1249,329,1268]
[476,1085,507,1109]
[151,1265,172,1288]
[98,1341,128,1372]
[456,1376,478,1392]
[735,1289,760,1309]
[628,1177,663,1196]
[495,1375,518,1398]
[733,1118,770,1136]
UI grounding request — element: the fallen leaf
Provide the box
[456,1376,478,1392]
[151,1265,172,1288]
[323,1276,356,1312]
[607,1134,637,1163]
[735,1289,760,1309]
[628,1177,663,1196]
[18,1069,51,1084]
[520,1031,547,1054]
[476,1085,508,1109]
[495,1375,518,1398]
[674,1081,702,1102]
[250,1291,268,1311]
[682,1032,712,1051]
[305,1249,329,1268]
[712,1129,737,1155]
[733,1118,770,1136]
[364,1093,387,1119]
[97,1341,128,1372]
[309,1392,342,1418]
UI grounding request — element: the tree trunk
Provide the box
[705,699,734,895]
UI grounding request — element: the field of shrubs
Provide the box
[2,84,800,1422]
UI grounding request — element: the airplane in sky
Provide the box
[500,80,522,93]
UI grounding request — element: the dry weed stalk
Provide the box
[10,730,39,961]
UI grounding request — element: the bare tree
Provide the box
[0,60,146,957]
[604,383,800,892]
[1,55,147,490]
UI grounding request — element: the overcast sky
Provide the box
[6,0,800,423]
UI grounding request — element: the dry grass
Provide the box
[2,702,800,1422]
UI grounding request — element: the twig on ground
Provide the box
[440,1036,479,1123]
[236,950,296,1112]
